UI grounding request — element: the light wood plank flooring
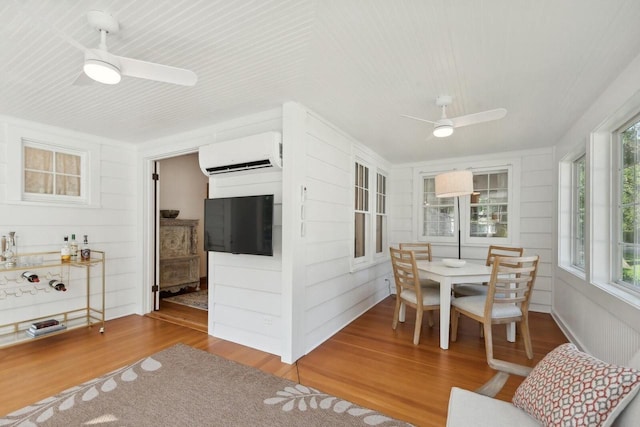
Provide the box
[0,296,566,426]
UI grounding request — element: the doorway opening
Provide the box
[147,152,209,332]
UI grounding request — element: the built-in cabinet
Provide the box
[159,219,200,292]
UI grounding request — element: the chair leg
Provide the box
[427,310,434,327]
[483,323,494,361]
[413,309,423,345]
[392,297,401,330]
[479,323,484,338]
[450,309,459,342]
[399,301,406,323]
[520,316,534,359]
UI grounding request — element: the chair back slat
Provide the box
[486,245,524,266]
[486,255,539,313]
[399,242,433,261]
[390,247,423,302]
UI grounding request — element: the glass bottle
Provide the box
[70,234,78,261]
[61,236,71,263]
[22,271,40,282]
[81,235,91,261]
[49,280,67,291]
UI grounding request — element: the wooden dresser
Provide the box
[159,218,200,292]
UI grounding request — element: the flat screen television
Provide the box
[204,194,274,256]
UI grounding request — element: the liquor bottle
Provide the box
[81,235,91,261]
[61,236,71,263]
[49,280,67,292]
[21,271,40,282]
[70,234,78,260]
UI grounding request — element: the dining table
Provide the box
[415,259,516,350]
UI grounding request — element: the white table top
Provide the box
[415,260,492,278]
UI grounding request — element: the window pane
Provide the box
[470,171,508,238]
[422,177,455,237]
[354,162,370,260]
[376,215,385,253]
[355,212,365,258]
[24,171,53,194]
[619,118,640,288]
[56,152,81,175]
[376,173,387,254]
[24,147,53,171]
[56,175,81,196]
[572,155,586,269]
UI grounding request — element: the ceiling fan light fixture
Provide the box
[433,122,454,138]
[84,58,121,84]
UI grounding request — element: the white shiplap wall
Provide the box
[299,107,391,353]
[0,116,138,334]
[389,147,554,313]
[208,170,283,356]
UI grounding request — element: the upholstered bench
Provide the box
[447,344,640,427]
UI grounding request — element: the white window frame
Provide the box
[559,145,588,279]
[614,114,640,293]
[351,148,390,271]
[419,175,456,242]
[353,159,371,267]
[22,140,86,203]
[571,154,586,271]
[415,161,518,248]
[375,170,388,258]
[5,124,101,208]
[467,168,511,244]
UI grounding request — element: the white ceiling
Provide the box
[2,0,640,163]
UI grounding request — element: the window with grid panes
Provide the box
[618,117,640,290]
[470,171,509,238]
[572,155,586,270]
[23,142,83,200]
[422,177,455,237]
[375,172,387,254]
[354,162,369,258]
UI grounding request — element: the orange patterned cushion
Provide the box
[512,343,640,427]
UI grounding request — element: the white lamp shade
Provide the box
[435,170,474,197]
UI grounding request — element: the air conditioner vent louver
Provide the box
[205,159,272,175]
[198,132,282,176]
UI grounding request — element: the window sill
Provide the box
[558,264,587,281]
[591,280,640,311]
[4,199,99,209]
[350,256,389,273]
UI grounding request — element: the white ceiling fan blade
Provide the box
[400,114,438,125]
[118,56,197,86]
[450,108,507,128]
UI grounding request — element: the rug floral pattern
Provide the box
[0,356,162,426]
[265,384,404,425]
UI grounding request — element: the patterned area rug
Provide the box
[163,290,208,310]
[0,344,413,426]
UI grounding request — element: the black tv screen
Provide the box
[204,195,274,256]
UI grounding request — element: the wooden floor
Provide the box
[0,296,567,426]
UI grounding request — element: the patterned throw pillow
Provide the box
[512,343,640,427]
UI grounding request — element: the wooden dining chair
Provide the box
[453,245,524,297]
[398,242,440,288]
[450,255,539,361]
[390,247,441,345]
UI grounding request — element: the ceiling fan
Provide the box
[401,95,506,138]
[70,10,197,86]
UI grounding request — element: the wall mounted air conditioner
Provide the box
[198,131,282,176]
